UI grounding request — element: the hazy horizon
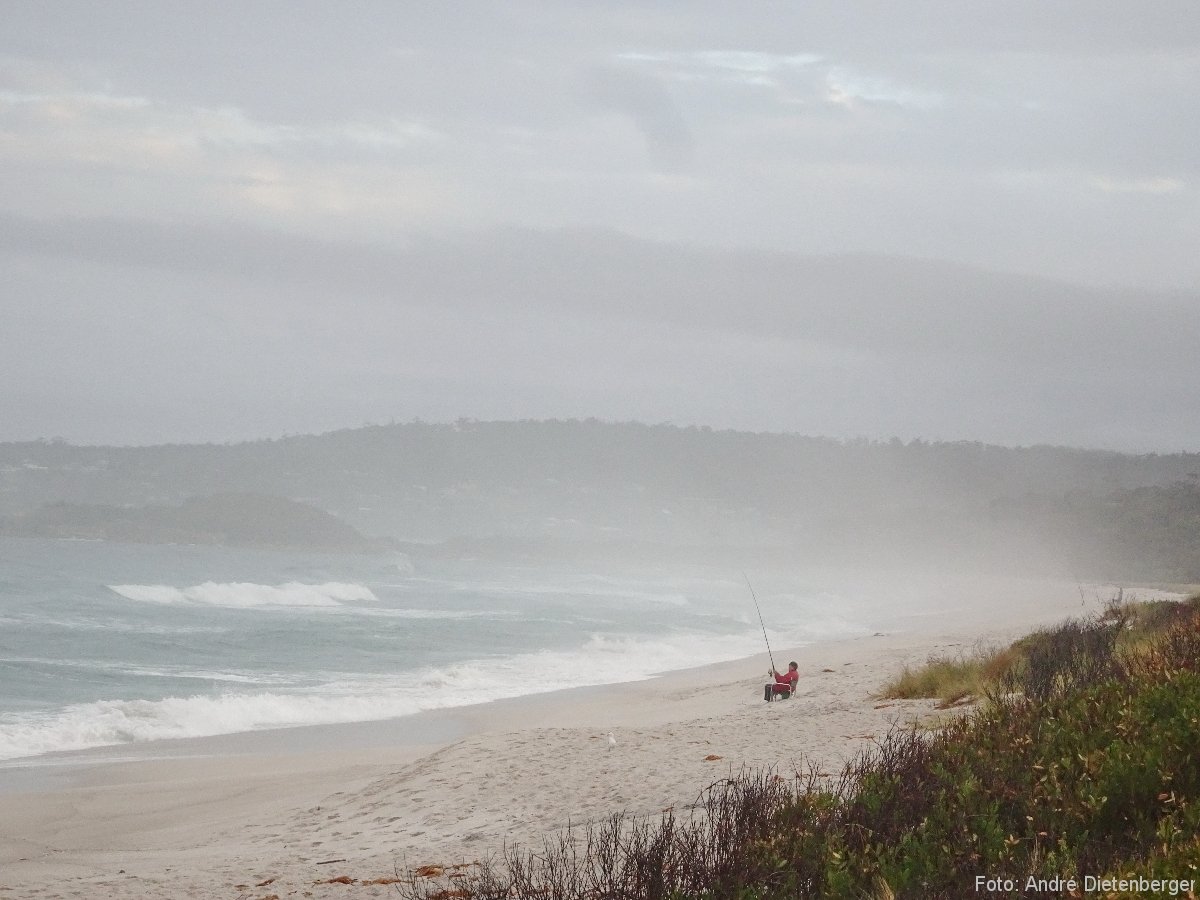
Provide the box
[5,411,1200,458]
[5,3,1198,451]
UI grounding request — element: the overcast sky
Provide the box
[3,2,1199,451]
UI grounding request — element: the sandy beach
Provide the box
[0,580,1174,899]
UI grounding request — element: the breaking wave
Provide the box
[0,615,864,762]
[108,581,378,609]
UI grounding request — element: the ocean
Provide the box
[0,537,871,765]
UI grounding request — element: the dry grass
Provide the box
[879,643,1015,708]
[880,593,1200,708]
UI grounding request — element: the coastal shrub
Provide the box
[1001,614,1127,701]
[396,602,1200,900]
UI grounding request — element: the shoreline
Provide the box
[0,580,1184,899]
[0,573,1141,783]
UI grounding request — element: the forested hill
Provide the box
[1,421,1197,576]
[0,493,377,553]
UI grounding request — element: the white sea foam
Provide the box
[437,579,693,607]
[11,614,229,634]
[108,582,516,620]
[0,691,428,761]
[108,581,378,609]
[0,656,296,685]
[116,665,299,685]
[0,613,866,762]
[357,608,521,620]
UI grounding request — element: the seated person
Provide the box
[764,661,799,701]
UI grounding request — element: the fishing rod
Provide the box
[745,574,777,673]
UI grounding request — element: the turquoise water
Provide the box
[0,537,867,762]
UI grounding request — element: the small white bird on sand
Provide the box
[607,731,617,751]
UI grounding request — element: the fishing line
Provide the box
[745,573,776,673]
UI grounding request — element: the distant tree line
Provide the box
[0,493,380,553]
[1,421,1197,580]
[993,479,1200,583]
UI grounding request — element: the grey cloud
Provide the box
[4,214,1195,360]
[4,213,1195,393]
[574,63,695,171]
[3,3,1199,448]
